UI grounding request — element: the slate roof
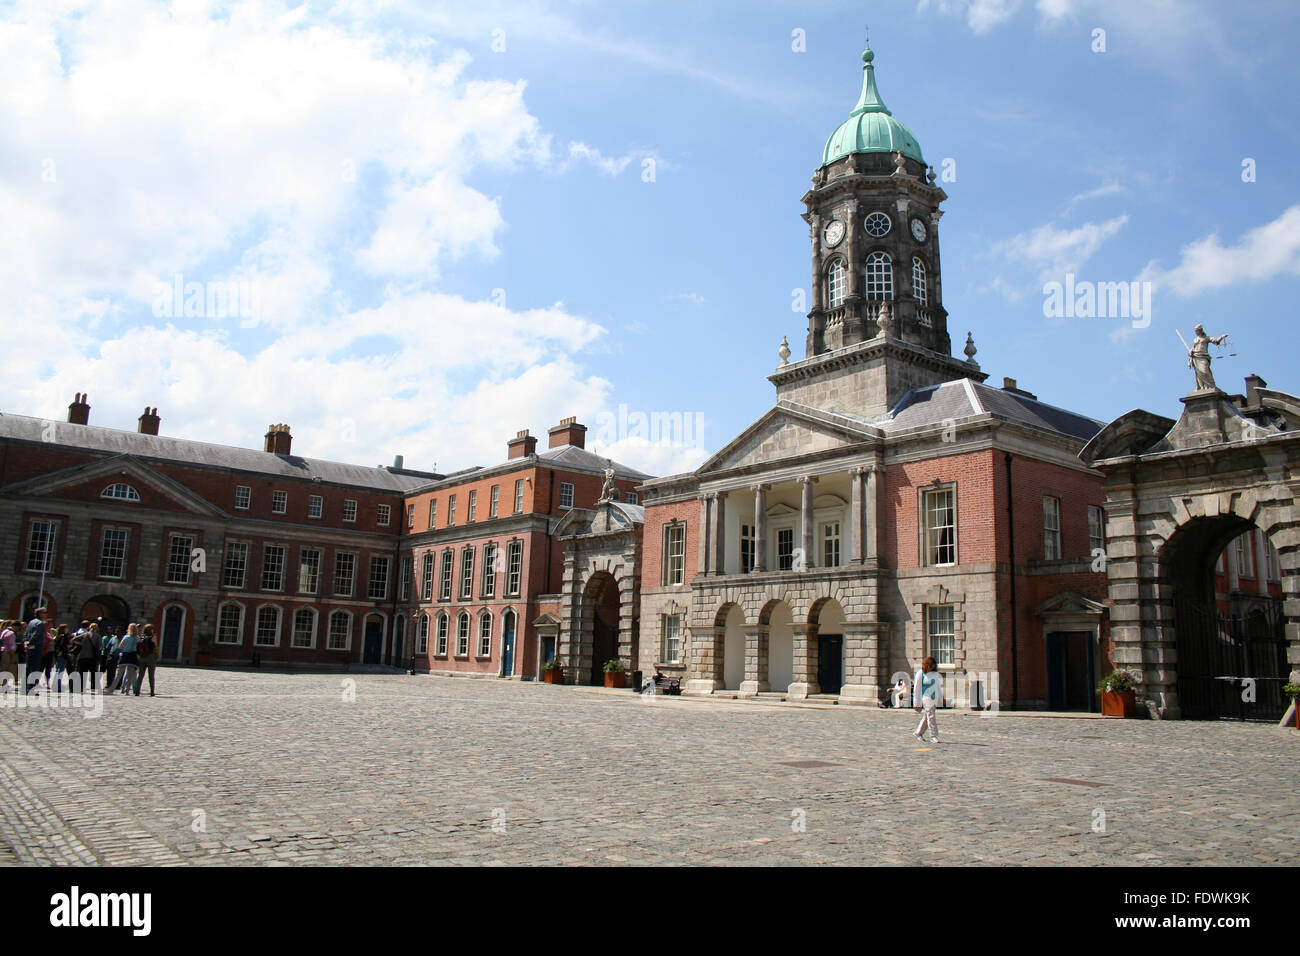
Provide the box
[882,379,1104,443]
[0,413,433,492]
[536,444,653,481]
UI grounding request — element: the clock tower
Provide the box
[772,41,984,419]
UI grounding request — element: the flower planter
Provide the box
[543,668,564,684]
[1100,689,1136,718]
[604,672,627,689]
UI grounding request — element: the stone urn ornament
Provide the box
[778,335,791,367]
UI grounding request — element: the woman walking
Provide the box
[109,624,140,696]
[911,656,942,744]
[134,624,158,697]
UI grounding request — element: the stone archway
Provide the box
[582,571,620,685]
[81,594,130,635]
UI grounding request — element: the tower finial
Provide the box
[863,25,874,64]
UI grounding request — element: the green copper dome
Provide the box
[820,43,925,167]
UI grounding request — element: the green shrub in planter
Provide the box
[1097,669,1137,694]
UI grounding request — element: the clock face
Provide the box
[865,212,891,238]
[910,217,929,243]
[823,219,846,247]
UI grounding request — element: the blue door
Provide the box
[392,617,405,668]
[501,612,516,677]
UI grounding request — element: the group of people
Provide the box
[0,608,160,696]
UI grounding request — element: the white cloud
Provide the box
[1063,180,1125,214]
[989,215,1129,280]
[1139,204,1300,297]
[671,292,707,305]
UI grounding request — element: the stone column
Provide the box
[752,484,769,573]
[798,475,816,570]
[788,623,820,699]
[698,495,713,575]
[739,625,770,696]
[713,492,726,574]
[838,622,890,705]
[865,464,879,561]
[684,623,725,695]
[850,466,866,563]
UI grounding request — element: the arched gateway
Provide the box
[1081,374,1300,720]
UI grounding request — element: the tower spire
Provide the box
[852,33,891,117]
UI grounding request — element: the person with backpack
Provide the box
[911,656,943,744]
[134,624,159,697]
[73,622,102,693]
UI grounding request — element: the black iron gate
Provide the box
[1173,599,1289,721]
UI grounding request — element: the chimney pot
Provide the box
[507,428,538,459]
[264,424,293,455]
[67,393,90,426]
[137,406,161,436]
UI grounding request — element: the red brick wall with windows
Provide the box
[883,451,999,569]
[641,497,700,590]
[998,454,1107,566]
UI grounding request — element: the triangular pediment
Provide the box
[1034,591,1107,617]
[0,454,227,518]
[697,402,879,476]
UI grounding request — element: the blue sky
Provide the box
[4,0,1299,477]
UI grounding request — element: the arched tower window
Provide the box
[865,252,893,301]
[826,259,846,309]
[912,256,930,326]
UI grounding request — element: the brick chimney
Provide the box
[137,407,160,435]
[264,423,293,455]
[1244,373,1268,408]
[548,416,586,449]
[1001,377,1038,401]
[507,429,537,459]
[67,393,90,425]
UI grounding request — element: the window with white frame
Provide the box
[1043,497,1061,560]
[468,490,477,522]
[399,556,411,602]
[439,549,454,601]
[456,613,470,656]
[822,521,841,568]
[368,556,390,600]
[327,611,351,650]
[435,614,449,655]
[166,535,194,585]
[1265,537,1281,582]
[448,495,457,525]
[826,259,846,309]
[626,491,638,505]
[478,612,492,657]
[505,541,523,595]
[261,545,286,591]
[99,528,128,579]
[343,499,357,523]
[421,553,434,601]
[482,542,497,597]
[406,504,414,529]
[216,603,244,644]
[1234,533,1254,578]
[428,500,437,528]
[662,614,682,664]
[921,486,956,567]
[865,251,893,301]
[560,482,574,509]
[234,485,251,510]
[459,547,474,600]
[223,542,249,589]
[776,527,795,571]
[309,495,323,519]
[1088,506,1105,555]
[740,524,755,573]
[912,256,928,307]
[298,548,321,594]
[662,523,686,585]
[377,504,391,527]
[255,605,281,646]
[490,485,499,518]
[292,608,315,648]
[334,552,355,597]
[926,604,956,667]
[101,482,140,502]
[514,479,524,514]
[417,614,429,655]
[271,490,288,514]
[25,519,58,573]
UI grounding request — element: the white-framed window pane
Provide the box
[490,486,499,517]
[827,259,846,309]
[261,545,286,591]
[255,606,280,646]
[448,496,456,525]
[99,528,128,579]
[926,605,955,666]
[428,500,437,528]
[334,553,355,596]
[1043,497,1061,560]
[866,251,893,301]
[167,535,194,584]
[343,499,357,522]
[740,524,755,573]
[822,522,841,568]
[560,483,574,509]
[216,604,244,644]
[399,556,411,602]
[234,486,251,510]
[436,615,448,656]
[271,490,287,514]
[912,257,927,306]
[478,613,492,657]
[482,543,497,597]
[1088,506,1105,554]
[440,550,453,600]
[627,492,638,505]
[777,528,794,571]
[923,488,955,566]
[368,556,390,600]
[417,614,429,654]
[377,504,391,527]
[506,542,522,595]
[223,542,248,588]
[662,614,681,664]
[25,520,58,573]
[468,490,478,522]
[421,553,434,601]
[308,495,323,519]
[514,479,524,514]
[460,548,474,599]
[101,482,140,501]
[328,612,351,650]
[663,524,685,585]
[292,609,314,648]
[298,549,321,594]
[456,615,470,656]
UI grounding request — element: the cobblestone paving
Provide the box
[0,668,1294,866]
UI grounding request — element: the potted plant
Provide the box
[603,659,627,689]
[195,633,213,667]
[1284,682,1300,729]
[1097,669,1137,717]
[542,658,564,684]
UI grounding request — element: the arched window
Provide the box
[254,605,281,647]
[436,613,449,656]
[291,607,316,648]
[478,611,493,658]
[101,483,140,502]
[912,257,930,326]
[216,602,245,644]
[417,613,430,654]
[456,612,470,656]
[865,251,893,301]
[826,259,846,309]
[327,611,352,651]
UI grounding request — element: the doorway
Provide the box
[817,634,843,695]
[363,615,384,665]
[1045,631,1096,712]
[501,611,516,677]
[80,594,131,637]
[161,605,186,662]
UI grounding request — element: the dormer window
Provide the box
[101,483,140,502]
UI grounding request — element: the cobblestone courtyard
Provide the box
[0,668,1294,866]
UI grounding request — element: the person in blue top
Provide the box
[911,656,942,744]
[108,624,140,695]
